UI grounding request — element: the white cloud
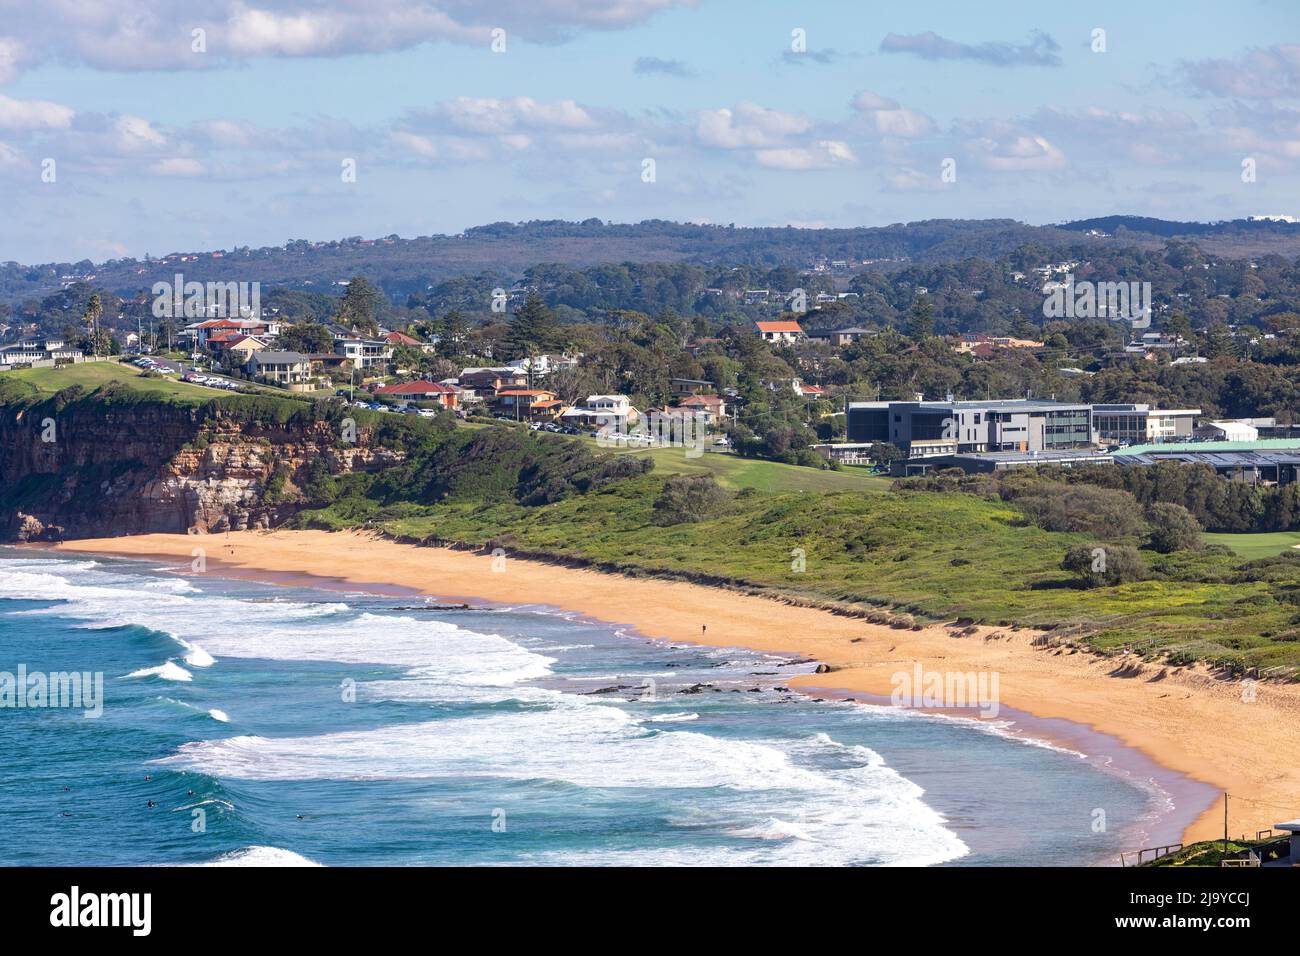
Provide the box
[0,1,692,80]
[389,130,439,160]
[755,140,855,170]
[1182,44,1300,99]
[971,133,1066,171]
[851,90,899,112]
[0,37,26,84]
[871,108,932,138]
[0,93,73,129]
[113,115,166,151]
[433,96,597,134]
[697,102,811,148]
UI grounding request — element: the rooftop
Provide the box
[1119,450,1300,468]
[950,449,1116,465]
[250,350,308,364]
[373,380,457,394]
[1115,439,1300,456]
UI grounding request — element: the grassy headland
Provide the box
[289,440,1300,679]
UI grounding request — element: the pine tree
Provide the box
[507,293,560,359]
[907,295,933,340]
[337,276,380,335]
[437,311,468,359]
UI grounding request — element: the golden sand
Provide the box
[51,529,1300,845]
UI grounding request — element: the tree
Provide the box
[1061,543,1147,588]
[1203,322,1236,359]
[277,322,334,354]
[1146,502,1204,553]
[436,311,468,359]
[337,276,381,335]
[507,293,561,360]
[81,293,102,358]
[907,295,933,340]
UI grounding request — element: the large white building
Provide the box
[1092,404,1201,445]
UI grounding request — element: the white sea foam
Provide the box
[0,560,554,689]
[208,708,230,722]
[194,846,323,867]
[126,661,193,682]
[159,700,969,866]
[180,641,216,667]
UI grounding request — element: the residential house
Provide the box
[670,378,714,399]
[755,320,804,344]
[954,333,1044,355]
[517,353,580,379]
[384,330,436,354]
[673,393,727,426]
[459,366,529,399]
[248,350,311,385]
[190,318,279,348]
[332,327,394,369]
[560,394,641,429]
[226,335,269,365]
[0,338,83,367]
[373,380,460,409]
[807,326,877,347]
[495,388,562,422]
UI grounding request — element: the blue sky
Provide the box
[0,0,1297,263]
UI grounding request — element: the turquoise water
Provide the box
[0,548,1180,866]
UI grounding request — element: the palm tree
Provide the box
[82,294,103,358]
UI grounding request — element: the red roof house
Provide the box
[373,380,460,409]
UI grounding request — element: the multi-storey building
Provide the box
[847,399,1094,458]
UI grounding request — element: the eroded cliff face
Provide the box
[0,400,402,541]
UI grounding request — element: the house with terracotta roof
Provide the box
[954,333,1044,357]
[190,317,278,347]
[754,320,804,344]
[495,388,562,421]
[373,380,460,409]
[384,330,436,353]
[673,393,727,425]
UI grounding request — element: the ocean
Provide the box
[0,547,1196,866]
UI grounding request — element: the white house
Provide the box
[754,320,804,344]
[561,394,640,429]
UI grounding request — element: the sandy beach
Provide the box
[48,529,1300,847]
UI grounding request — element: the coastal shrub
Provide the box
[1061,543,1147,588]
[1146,502,1204,553]
[1013,483,1145,538]
[651,475,732,526]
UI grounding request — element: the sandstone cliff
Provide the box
[0,395,403,541]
